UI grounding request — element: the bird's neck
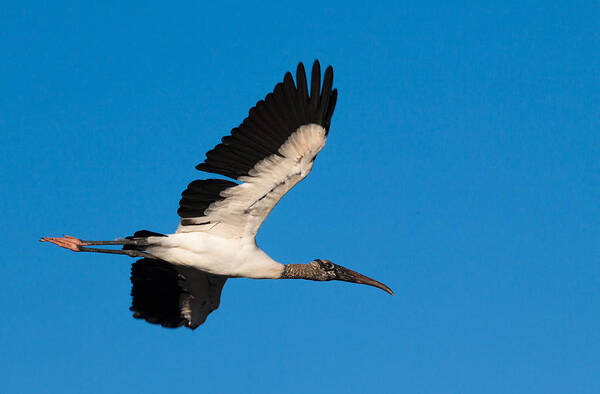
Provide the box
[281,264,319,280]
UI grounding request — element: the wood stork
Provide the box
[41,60,393,329]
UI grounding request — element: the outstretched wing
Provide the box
[130,258,227,330]
[177,60,337,238]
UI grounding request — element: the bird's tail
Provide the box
[123,230,166,251]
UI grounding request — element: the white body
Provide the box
[146,233,283,279]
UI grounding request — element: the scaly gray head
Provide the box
[282,259,393,295]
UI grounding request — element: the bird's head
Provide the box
[308,259,394,295]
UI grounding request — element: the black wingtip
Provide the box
[309,60,322,107]
[283,71,296,89]
[195,59,338,179]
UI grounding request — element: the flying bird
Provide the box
[41,60,393,330]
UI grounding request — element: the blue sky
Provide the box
[1,1,598,393]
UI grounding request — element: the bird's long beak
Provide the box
[336,267,394,295]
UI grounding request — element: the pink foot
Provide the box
[40,235,84,252]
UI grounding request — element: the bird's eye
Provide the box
[313,259,334,270]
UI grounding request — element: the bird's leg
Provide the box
[40,235,153,258]
[40,235,132,250]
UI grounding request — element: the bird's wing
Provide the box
[176,60,337,239]
[130,258,227,330]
